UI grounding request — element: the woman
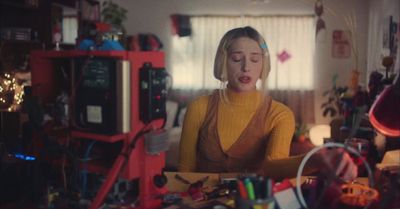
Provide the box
[178,26,357,180]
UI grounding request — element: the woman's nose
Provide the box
[241,58,250,72]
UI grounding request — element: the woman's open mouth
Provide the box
[238,76,251,84]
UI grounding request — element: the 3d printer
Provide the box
[30,50,168,209]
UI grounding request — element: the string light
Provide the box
[0,72,25,112]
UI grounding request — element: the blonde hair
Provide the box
[213,26,270,101]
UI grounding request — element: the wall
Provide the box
[106,0,370,125]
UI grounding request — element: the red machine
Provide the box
[30,50,167,209]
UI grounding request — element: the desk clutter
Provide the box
[162,172,385,209]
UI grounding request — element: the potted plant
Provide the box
[321,74,348,118]
[101,0,127,34]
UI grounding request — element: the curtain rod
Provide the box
[187,14,315,18]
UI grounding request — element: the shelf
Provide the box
[2,39,39,43]
[30,50,129,59]
[0,0,39,10]
[71,131,128,143]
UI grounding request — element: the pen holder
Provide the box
[235,196,275,209]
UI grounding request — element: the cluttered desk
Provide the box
[160,141,399,209]
[162,171,376,209]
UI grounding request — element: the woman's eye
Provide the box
[231,55,242,62]
[250,56,261,63]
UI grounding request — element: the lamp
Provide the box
[309,124,331,146]
[370,35,400,137]
[369,68,400,137]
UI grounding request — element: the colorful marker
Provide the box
[244,178,255,200]
[237,180,248,200]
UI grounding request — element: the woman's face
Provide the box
[226,37,263,92]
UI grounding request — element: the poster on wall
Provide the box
[383,16,399,56]
[389,16,398,57]
[80,0,100,21]
[331,30,351,59]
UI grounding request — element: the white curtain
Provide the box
[171,15,315,90]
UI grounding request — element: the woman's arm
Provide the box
[261,103,357,180]
[261,103,313,179]
[178,97,208,172]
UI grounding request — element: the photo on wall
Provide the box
[331,30,351,59]
[383,15,399,56]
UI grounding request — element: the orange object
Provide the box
[349,70,360,92]
[340,183,379,207]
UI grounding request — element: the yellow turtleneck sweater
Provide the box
[178,89,307,179]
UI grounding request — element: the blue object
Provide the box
[82,141,97,197]
[78,39,95,50]
[98,40,124,50]
[78,39,124,51]
[14,153,36,161]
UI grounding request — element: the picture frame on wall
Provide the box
[80,0,100,22]
[332,30,351,59]
[389,16,398,57]
[383,15,399,56]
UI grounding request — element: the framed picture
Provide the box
[80,0,100,22]
[332,30,351,59]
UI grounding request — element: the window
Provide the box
[62,16,78,44]
[171,15,315,90]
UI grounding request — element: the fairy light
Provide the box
[14,84,25,105]
[0,72,25,111]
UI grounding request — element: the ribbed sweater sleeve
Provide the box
[178,96,208,172]
[261,102,306,179]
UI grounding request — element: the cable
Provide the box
[295,142,374,209]
[129,126,152,149]
[81,140,97,197]
[69,55,95,131]
[88,124,153,209]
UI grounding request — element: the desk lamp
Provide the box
[369,55,400,208]
[369,68,400,137]
[369,39,400,137]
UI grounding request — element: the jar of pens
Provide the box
[234,176,275,209]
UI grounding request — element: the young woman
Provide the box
[178,26,357,180]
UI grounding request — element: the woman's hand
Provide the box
[310,148,358,181]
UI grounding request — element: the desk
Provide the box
[165,172,221,193]
[163,172,233,209]
[164,172,371,209]
[164,172,369,192]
